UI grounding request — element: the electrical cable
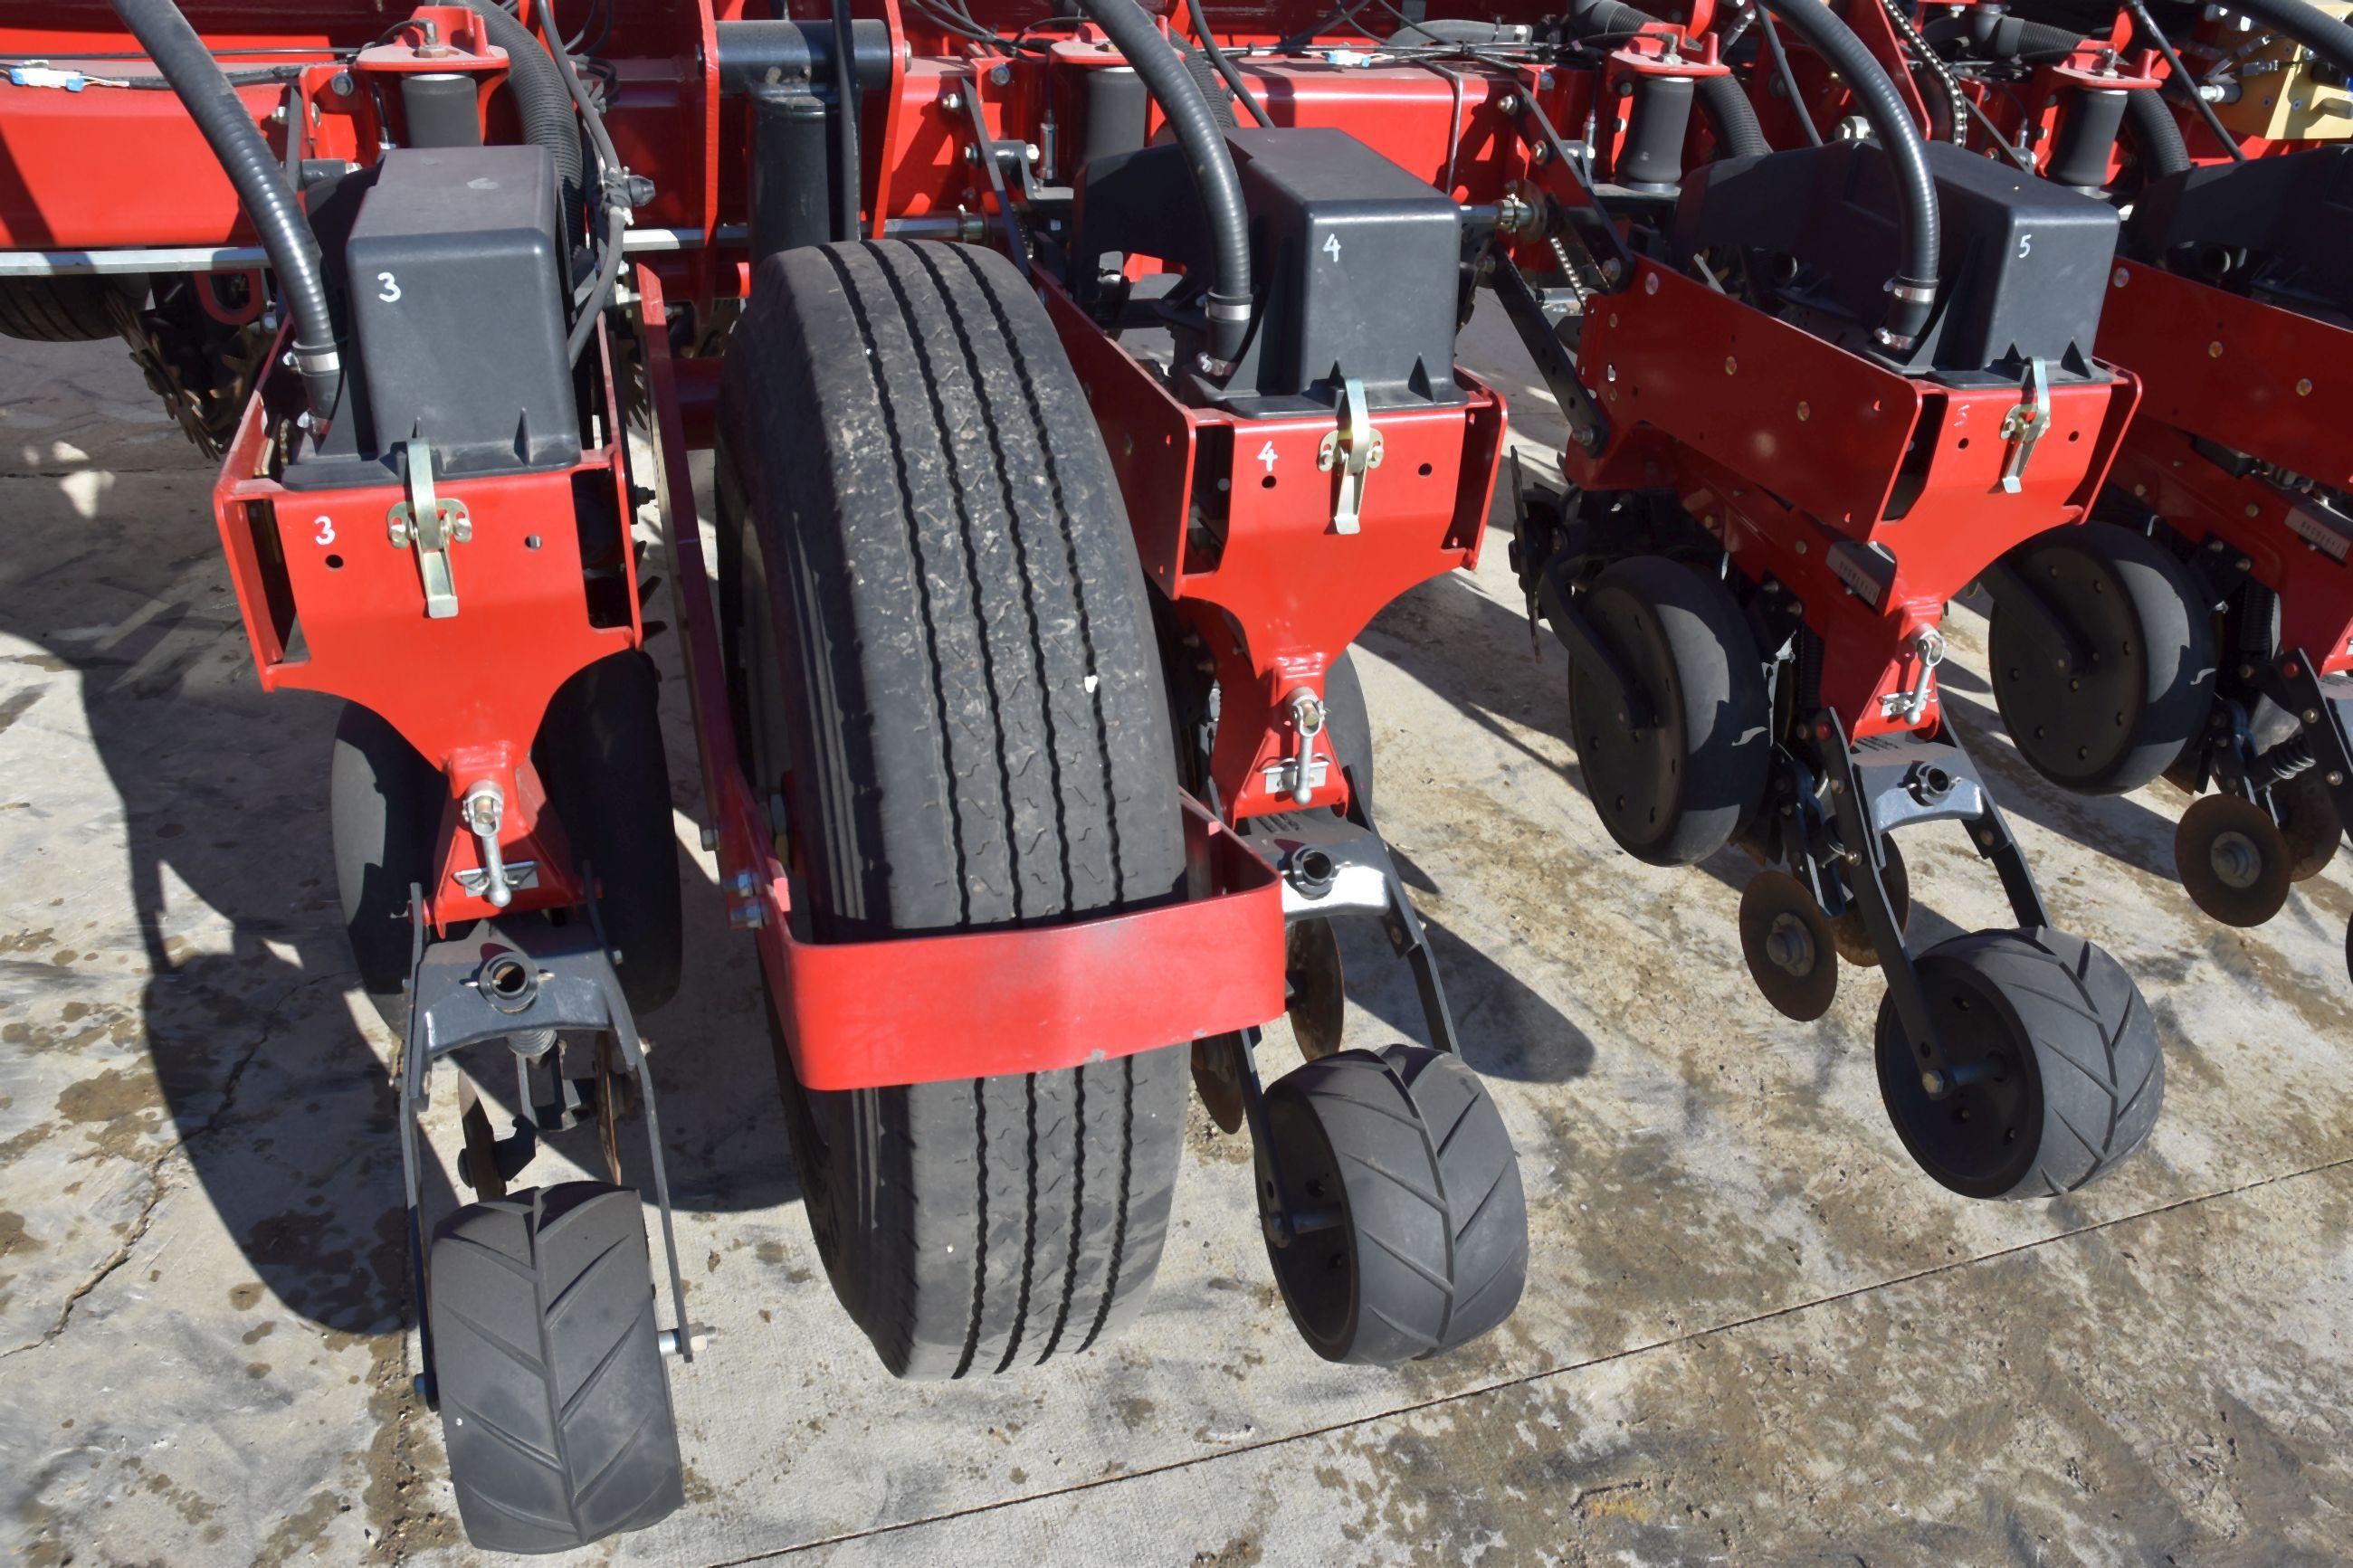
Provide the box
[1756,5,1824,144]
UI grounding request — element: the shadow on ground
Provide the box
[0,460,795,1336]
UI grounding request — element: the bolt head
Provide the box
[989,64,1012,85]
[2298,378,2315,396]
[942,90,963,111]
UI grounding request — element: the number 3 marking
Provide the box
[376,271,402,303]
[314,515,336,546]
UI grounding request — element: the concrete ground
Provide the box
[0,305,2348,1568]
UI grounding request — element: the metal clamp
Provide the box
[1997,356,2053,495]
[386,438,471,619]
[1284,689,1326,807]
[1317,376,1384,535]
[460,780,514,908]
[1880,626,1947,725]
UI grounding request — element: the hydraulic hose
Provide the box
[1186,0,1275,128]
[1564,0,1773,157]
[1757,0,1942,347]
[110,0,341,423]
[452,0,586,224]
[1080,0,1253,363]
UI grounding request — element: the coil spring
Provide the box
[2252,732,2319,790]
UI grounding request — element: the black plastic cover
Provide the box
[1073,128,1466,414]
[2125,145,2353,317]
[342,145,579,478]
[1674,139,2120,383]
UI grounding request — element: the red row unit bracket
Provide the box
[633,264,1287,1093]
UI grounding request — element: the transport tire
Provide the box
[1567,556,1767,866]
[0,275,138,342]
[535,651,683,1015]
[429,1183,683,1554]
[717,240,1190,1378]
[1875,928,2162,1200]
[1260,1044,1527,1364]
[1991,522,2214,794]
[330,702,443,1033]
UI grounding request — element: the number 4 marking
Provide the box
[1258,441,1279,472]
[1322,233,1342,264]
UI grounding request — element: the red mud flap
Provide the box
[765,800,1286,1091]
[631,264,1289,1095]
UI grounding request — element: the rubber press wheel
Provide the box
[1261,1044,1528,1364]
[1991,522,2215,795]
[1874,929,2162,1200]
[1567,556,1768,866]
[428,1183,683,1553]
[718,241,1190,1379]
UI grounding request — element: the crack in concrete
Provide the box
[708,1151,2353,1566]
[0,968,348,1364]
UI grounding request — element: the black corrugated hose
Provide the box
[1755,0,1942,347]
[109,0,342,422]
[1079,0,1254,363]
[452,0,589,228]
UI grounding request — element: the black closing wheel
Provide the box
[2176,793,2292,927]
[1991,522,2215,794]
[429,1183,682,1554]
[1739,870,1840,1022]
[1323,646,1375,810]
[1567,556,1767,866]
[331,702,443,1033]
[1262,1045,1526,1364]
[2273,769,2343,882]
[536,651,683,1015]
[1875,929,2162,1200]
[719,241,1190,1378]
